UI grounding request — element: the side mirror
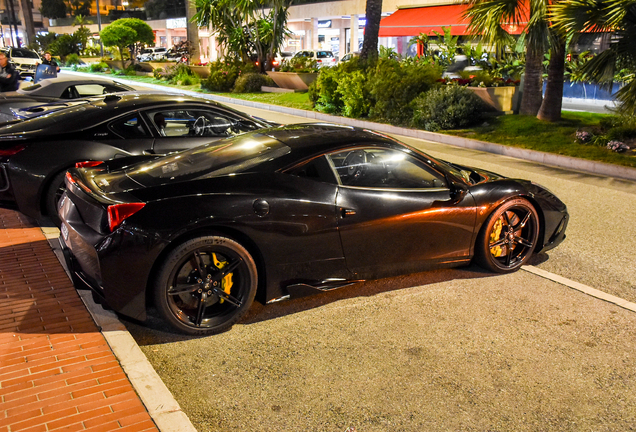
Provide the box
[449,181,468,204]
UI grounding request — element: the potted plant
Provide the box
[266,57,319,91]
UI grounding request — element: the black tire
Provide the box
[44,170,68,227]
[475,198,539,273]
[153,235,258,335]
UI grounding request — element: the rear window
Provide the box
[119,132,291,186]
[316,51,333,58]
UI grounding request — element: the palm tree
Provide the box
[360,0,383,61]
[465,0,571,121]
[551,0,636,114]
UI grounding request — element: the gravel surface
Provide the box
[127,269,636,432]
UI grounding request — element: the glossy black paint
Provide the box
[59,124,568,323]
[0,92,270,219]
[0,76,135,120]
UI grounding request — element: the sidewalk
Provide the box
[0,208,159,432]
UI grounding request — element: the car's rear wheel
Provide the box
[44,170,68,227]
[154,235,257,335]
[475,198,539,273]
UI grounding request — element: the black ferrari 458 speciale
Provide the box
[59,124,568,335]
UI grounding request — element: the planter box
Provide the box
[104,60,131,71]
[266,71,318,90]
[189,65,210,79]
[468,86,519,112]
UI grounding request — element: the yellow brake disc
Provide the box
[212,253,233,303]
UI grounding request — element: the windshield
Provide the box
[12,49,39,59]
[118,132,290,186]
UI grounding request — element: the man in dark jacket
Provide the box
[0,52,19,92]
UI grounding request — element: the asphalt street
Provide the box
[111,97,636,431]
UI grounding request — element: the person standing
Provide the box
[41,52,60,72]
[0,52,19,92]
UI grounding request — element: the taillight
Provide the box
[0,144,25,157]
[272,60,279,66]
[107,203,145,232]
[76,160,104,168]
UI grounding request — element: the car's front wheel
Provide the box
[475,198,539,273]
[154,235,258,335]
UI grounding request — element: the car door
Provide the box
[326,146,477,278]
[143,106,262,154]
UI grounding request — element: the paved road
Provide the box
[112,99,636,431]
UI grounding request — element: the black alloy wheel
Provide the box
[475,198,539,273]
[154,235,258,335]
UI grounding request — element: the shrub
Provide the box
[159,63,199,85]
[233,73,273,93]
[338,70,369,118]
[89,61,109,72]
[367,58,442,125]
[201,60,256,92]
[64,53,82,66]
[280,56,318,72]
[411,85,488,131]
[312,66,343,114]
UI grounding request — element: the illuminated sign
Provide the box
[318,20,331,28]
[167,18,187,29]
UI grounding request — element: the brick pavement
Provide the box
[0,208,159,432]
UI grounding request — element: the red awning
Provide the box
[378,4,471,37]
[378,4,525,37]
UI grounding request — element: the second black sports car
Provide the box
[59,124,569,335]
[0,92,271,224]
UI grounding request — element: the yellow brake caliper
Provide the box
[212,253,233,303]
[490,218,503,257]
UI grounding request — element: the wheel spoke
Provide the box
[168,283,201,295]
[213,288,242,307]
[514,211,532,230]
[502,211,511,228]
[515,236,534,249]
[490,238,506,248]
[195,291,207,326]
[190,252,206,279]
[505,244,513,267]
[214,257,242,280]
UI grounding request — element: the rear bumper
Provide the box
[59,191,156,321]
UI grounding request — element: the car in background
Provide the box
[1,47,41,78]
[0,92,272,225]
[58,123,569,335]
[339,52,359,64]
[137,47,167,62]
[292,50,336,67]
[0,76,135,122]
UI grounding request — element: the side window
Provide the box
[327,147,447,189]
[287,156,337,184]
[147,108,251,138]
[60,86,79,99]
[109,114,150,139]
[75,84,109,97]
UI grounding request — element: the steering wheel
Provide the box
[343,150,367,181]
[193,116,207,136]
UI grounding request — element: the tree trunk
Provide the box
[537,37,566,122]
[186,0,201,64]
[360,0,383,61]
[18,0,35,46]
[519,48,544,116]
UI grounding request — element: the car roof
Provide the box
[16,76,133,97]
[0,92,264,136]
[263,123,397,159]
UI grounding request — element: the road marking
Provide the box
[523,265,636,313]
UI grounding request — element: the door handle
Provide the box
[340,208,356,218]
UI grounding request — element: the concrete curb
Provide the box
[40,225,198,432]
[91,72,636,183]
